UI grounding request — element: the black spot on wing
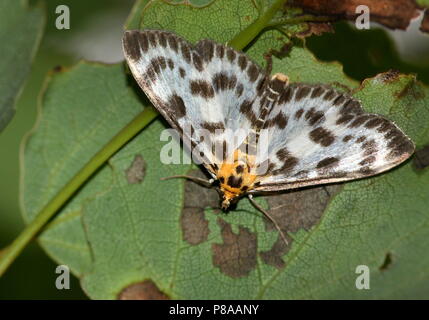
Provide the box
[227,175,243,188]
[167,33,179,52]
[323,89,336,101]
[384,126,415,159]
[167,58,174,69]
[247,64,259,82]
[278,87,293,104]
[147,32,157,47]
[272,148,299,175]
[311,86,324,98]
[365,117,384,129]
[295,85,311,101]
[263,112,288,129]
[304,107,325,126]
[201,121,225,133]
[356,136,366,143]
[215,44,225,59]
[340,99,362,115]
[195,39,215,62]
[317,157,339,168]
[310,127,335,147]
[166,93,187,119]
[212,72,237,92]
[348,114,372,128]
[226,48,236,62]
[238,55,247,70]
[212,140,228,161]
[295,108,304,120]
[239,100,258,125]
[333,94,346,106]
[145,56,167,83]
[343,135,353,142]
[179,67,186,78]
[190,80,214,99]
[336,114,355,125]
[123,30,148,61]
[359,156,376,166]
[235,83,244,97]
[158,32,167,48]
[361,139,378,156]
[180,42,192,63]
[192,52,204,72]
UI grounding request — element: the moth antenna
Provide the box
[248,194,289,246]
[161,175,214,188]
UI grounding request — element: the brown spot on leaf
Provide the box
[125,155,146,184]
[181,170,218,245]
[118,280,170,300]
[53,65,63,73]
[395,78,425,100]
[296,22,334,38]
[263,42,292,75]
[375,70,400,83]
[379,252,394,271]
[413,144,429,170]
[260,185,343,269]
[212,218,257,278]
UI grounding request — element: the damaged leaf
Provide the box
[22,0,429,299]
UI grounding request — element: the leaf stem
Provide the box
[228,0,288,50]
[267,14,334,27]
[0,107,158,277]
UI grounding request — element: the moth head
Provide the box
[220,196,231,210]
[221,192,238,210]
[219,190,240,211]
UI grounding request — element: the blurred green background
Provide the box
[0,0,428,299]
[0,0,134,299]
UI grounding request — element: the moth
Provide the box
[122,29,415,243]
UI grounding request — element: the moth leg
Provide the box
[161,175,214,188]
[248,194,289,246]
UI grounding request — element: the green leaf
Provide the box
[417,0,429,7]
[165,0,216,7]
[21,62,148,276]
[0,0,45,132]
[22,0,429,299]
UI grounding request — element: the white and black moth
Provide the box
[122,30,414,240]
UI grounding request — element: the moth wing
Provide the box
[122,29,268,173]
[251,80,415,192]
